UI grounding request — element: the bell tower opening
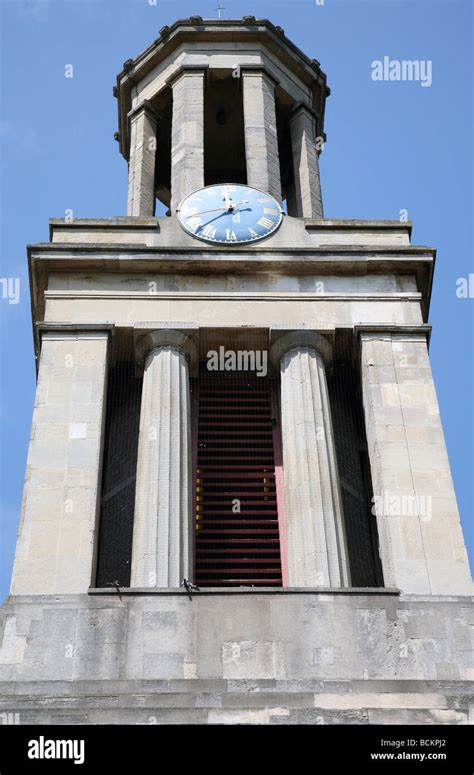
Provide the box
[204,71,247,186]
[193,328,284,588]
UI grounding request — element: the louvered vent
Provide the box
[194,371,282,587]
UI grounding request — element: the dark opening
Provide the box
[204,72,247,186]
[276,99,296,213]
[328,330,384,587]
[154,86,172,209]
[95,361,142,588]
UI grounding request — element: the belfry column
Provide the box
[127,101,159,216]
[131,329,197,588]
[289,103,323,218]
[271,331,350,588]
[242,68,282,202]
[170,67,206,212]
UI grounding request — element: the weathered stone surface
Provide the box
[289,104,323,217]
[10,330,110,596]
[0,593,472,684]
[359,330,473,596]
[242,70,282,202]
[1,590,472,723]
[170,70,205,211]
[127,104,158,217]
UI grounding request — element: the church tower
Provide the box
[1,17,472,725]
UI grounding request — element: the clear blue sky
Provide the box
[0,0,472,601]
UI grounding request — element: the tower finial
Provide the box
[215,0,225,19]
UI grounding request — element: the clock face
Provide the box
[177,184,283,244]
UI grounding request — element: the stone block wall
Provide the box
[360,330,472,596]
[9,330,110,596]
[0,592,472,724]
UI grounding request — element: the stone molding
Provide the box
[354,323,432,343]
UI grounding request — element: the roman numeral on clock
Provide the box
[187,217,203,233]
[248,228,258,238]
[257,216,275,229]
[226,229,237,241]
[202,225,217,239]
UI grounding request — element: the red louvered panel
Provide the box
[194,372,282,587]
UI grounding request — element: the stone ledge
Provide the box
[305,219,412,236]
[0,679,470,725]
[354,324,432,343]
[87,586,400,597]
[1,678,471,695]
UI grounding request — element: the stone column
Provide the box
[127,101,159,217]
[10,324,112,595]
[170,68,205,212]
[289,103,323,218]
[131,330,197,588]
[357,325,473,595]
[242,68,282,202]
[271,331,350,588]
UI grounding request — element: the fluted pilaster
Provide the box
[131,330,196,587]
[272,332,349,588]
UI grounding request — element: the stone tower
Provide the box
[1,18,472,725]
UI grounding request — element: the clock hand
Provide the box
[185,200,249,218]
[196,209,238,228]
[223,192,233,211]
[183,206,230,216]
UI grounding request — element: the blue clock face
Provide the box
[177,184,283,244]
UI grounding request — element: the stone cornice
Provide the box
[36,322,116,335]
[115,18,328,159]
[117,18,325,86]
[45,290,423,302]
[27,244,435,339]
[354,324,432,343]
[29,243,434,257]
